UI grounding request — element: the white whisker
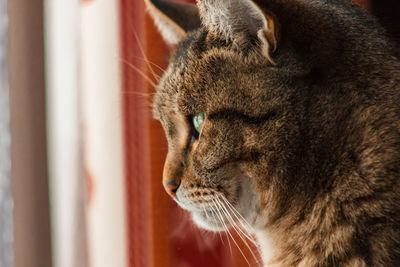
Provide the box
[214,198,261,265]
[121,60,157,88]
[216,198,258,245]
[220,195,257,233]
[210,200,232,255]
[131,55,165,73]
[211,199,252,267]
[130,26,161,80]
[201,198,225,246]
[219,196,259,246]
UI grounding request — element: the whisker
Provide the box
[130,55,165,73]
[130,26,160,80]
[211,199,252,267]
[120,91,155,105]
[121,60,157,88]
[201,198,225,246]
[220,195,254,228]
[216,198,259,246]
[218,199,259,246]
[118,94,153,111]
[220,195,256,234]
[210,199,233,256]
[210,208,228,247]
[222,199,259,247]
[214,198,261,265]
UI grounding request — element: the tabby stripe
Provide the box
[208,108,277,124]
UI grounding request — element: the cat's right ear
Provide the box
[197,0,279,64]
[144,0,201,45]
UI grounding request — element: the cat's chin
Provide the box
[191,211,227,232]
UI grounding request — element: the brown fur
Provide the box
[147,0,400,266]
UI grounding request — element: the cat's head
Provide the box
[146,0,293,232]
[146,0,367,232]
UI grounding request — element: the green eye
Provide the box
[192,112,206,133]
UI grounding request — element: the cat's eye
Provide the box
[192,112,206,134]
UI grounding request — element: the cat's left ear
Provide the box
[197,0,279,64]
[145,0,201,45]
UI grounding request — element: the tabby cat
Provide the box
[144,0,400,266]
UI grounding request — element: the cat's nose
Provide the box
[164,180,181,198]
[163,152,183,198]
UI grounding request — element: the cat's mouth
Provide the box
[178,175,260,233]
[174,190,238,231]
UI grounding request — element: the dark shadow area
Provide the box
[372,0,400,56]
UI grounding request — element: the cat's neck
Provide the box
[255,230,278,267]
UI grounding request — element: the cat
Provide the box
[144,0,400,266]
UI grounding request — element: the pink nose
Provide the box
[164,180,180,198]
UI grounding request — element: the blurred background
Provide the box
[0,0,399,267]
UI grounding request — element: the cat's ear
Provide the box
[144,0,201,45]
[197,0,279,64]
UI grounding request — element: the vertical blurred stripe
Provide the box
[8,0,53,266]
[0,0,13,266]
[80,0,127,267]
[120,0,155,266]
[44,1,86,267]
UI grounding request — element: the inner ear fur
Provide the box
[197,0,280,64]
[258,9,280,64]
[144,0,201,45]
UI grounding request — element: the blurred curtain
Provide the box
[8,0,53,266]
[45,1,85,267]
[0,0,12,266]
[80,1,127,267]
[45,0,126,267]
